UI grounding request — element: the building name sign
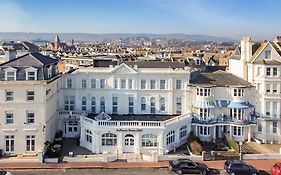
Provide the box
[116,128,142,132]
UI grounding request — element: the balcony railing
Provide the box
[258,114,281,121]
[79,113,191,128]
[191,113,256,125]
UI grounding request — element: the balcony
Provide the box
[191,113,256,125]
[258,114,281,121]
[80,113,192,129]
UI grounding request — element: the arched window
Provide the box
[160,97,165,112]
[91,97,96,113]
[166,130,175,145]
[150,97,156,114]
[85,129,92,143]
[100,97,105,112]
[82,97,87,111]
[141,134,157,147]
[101,133,117,146]
[179,125,187,139]
[141,97,146,111]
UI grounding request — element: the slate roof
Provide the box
[123,61,186,69]
[0,52,58,66]
[189,70,252,87]
[21,41,39,52]
[254,59,281,65]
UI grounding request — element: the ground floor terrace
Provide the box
[256,116,281,144]
[78,112,192,155]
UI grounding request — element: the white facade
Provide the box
[58,63,192,154]
[229,37,281,143]
[0,77,59,155]
[190,85,256,143]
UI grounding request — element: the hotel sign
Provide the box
[116,128,142,132]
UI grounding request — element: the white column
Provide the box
[195,126,198,136]
[213,126,216,141]
[229,126,233,139]
[247,126,251,142]
[95,131,100,154]
[134,132,140,154]
[75,89,79,111]
[117,132,123,153]
[175,129,179,147]
[158,132,164,155]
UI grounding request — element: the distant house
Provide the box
[0,41,39,63]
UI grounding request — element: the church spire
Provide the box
[54,35,60,43]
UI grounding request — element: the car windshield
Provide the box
[172,159,194,165]
[274,164,280,170]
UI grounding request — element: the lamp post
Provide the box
[239,141,243,160]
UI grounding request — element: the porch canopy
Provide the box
[193,101,216,108]
[227,101,254,109]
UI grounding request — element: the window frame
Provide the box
[142,134,157,147]
[5,112,14,124]
[27,90,35,101]
[176,79,182,89]
[5,90,14,101]
[26,112,35,124]
[101,133,117,146]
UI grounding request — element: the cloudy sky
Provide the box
[0,0,280,40]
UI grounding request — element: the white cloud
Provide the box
[0,1,31,32]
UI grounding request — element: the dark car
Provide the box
[224,160,259,175]
[169,158,209,174]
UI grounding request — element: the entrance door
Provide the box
[65,120,79,138]
[124,134,135,152]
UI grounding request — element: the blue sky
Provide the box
[0,0,280,40]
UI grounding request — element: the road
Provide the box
[10,168,272,175]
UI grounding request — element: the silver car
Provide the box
[0,169,12,175]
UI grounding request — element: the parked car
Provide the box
[0,169,12,175]
[271,163,281,175]
[169,158,209,174]
[224,160,259,175]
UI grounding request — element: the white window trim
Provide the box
[25,67,38,81]
[4,67,17,81]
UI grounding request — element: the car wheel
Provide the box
[200,170,206,175]
[176,170,183,174]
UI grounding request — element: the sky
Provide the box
[0,0,280,40]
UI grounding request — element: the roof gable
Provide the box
[111,63,137,74]
[251,42,281,64]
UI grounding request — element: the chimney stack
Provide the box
[275,36,281,42]
[241,37,253,62]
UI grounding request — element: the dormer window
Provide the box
[48,66,52,79]
[25,67,38,81]
[4,67,17,81]
[265,50,271,59]
[233,88,244,97]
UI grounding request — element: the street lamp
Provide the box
[239,141,243,160]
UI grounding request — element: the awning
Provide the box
[227,101,254,109]
[215,100,230,107]
[193,101,216,108]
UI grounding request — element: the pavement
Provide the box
[0,159,280,171]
